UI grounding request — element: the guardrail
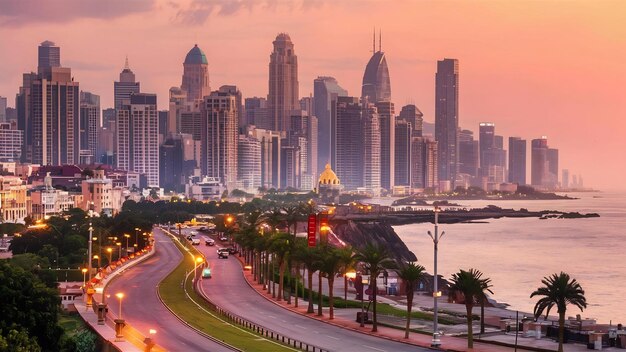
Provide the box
[195,273,329,352]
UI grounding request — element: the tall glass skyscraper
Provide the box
[435,58,459,187]
[268,33,299,132]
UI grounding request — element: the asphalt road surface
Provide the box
[194,231,429,352]
[106,228,233,352]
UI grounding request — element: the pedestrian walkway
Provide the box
[235,256,617,352]
[75,245,161,352]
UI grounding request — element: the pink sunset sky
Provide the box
[0,0,624,190]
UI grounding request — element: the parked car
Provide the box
[191,238,201,245]
[217,248,229,259]
[205,238,215,246]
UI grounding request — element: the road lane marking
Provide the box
[295,324,306,329]
[363,345,386,352]
[325,335,339,340]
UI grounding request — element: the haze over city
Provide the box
[0,0,625,189]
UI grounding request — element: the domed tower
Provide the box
[181,44,210,102]
[317,163,342,203]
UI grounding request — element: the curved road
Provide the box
[194,231,429,352]
[106,228,232,352]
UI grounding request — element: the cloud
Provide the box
[173,0,324,25]
[0,0,156,26]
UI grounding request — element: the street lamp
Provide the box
[88,222,93,282]
[93,254,100,269]
[116,242,122,260]
[81,268,88,287]
[123,234,130,255]
[427,206,445,347]
[360,276,370,327]
[115,292,124,319]
[106,247,113,265]
[193,257,204,281]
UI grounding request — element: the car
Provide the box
[191,238,201,245]
[205,238,215,246]
[217,248,229,259]
[219,235,228,241]
[202,267,212,278]
[226,247,238,255]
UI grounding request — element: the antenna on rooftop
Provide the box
[124,55,129,69]
[372,27,376,53]
[379,29,382,52]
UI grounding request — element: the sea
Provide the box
[384,191,626,324]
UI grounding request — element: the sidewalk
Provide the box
[76,245,159,352]
[235,255,617,352]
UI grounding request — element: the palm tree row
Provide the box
[231,208,587,351]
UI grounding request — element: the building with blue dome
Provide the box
[181,44,210,102]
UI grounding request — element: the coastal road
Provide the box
[106,228,233,352]
[193,232,429,352]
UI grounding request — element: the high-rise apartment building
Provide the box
[17,41,80,166]
[200,91,238,190]
[0,123,23,162]
[435,58,459,186]
[116,93,159,186]
[114,58,140,110]
[363,102,381,196]
[547,148,559,188]
[289,111,318,190]
[249,127,282,189]
[479,122,506,184]
[335,97,363,190]
[268,33,299,132]
[79,91,100,164]
[562,169,569,189]
[410,137,438,189]
[313,76,348,170]
[159,134,186,192]
[238,133,262,192]
[218,85,243,129]
[508,137,527,185]
[182,45,210,102]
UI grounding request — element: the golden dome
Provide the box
[318,163,340,185]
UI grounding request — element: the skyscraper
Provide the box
[219,85,243,129]
[116,93,159,187]
[363,102,381,196]
[268,33,299,132]
[244,97,270,129]
[547,148,559,188]
[290,111,318,190]
[479,122,506,184]
[398,104,423,137]
[159,134,185,192]
[335,97,363,190]
[562,169,569,189]
[200,91,238,191]
[18,41,80,166]
[114,57,140,110]
[410,137,438,189]
[361,33,391,103]
[238,133,262,192]
[0,96,6,122]
[79,91,100,164]
[531,137,549,188]
[508,137,527,185]
[182,45,210,102]
[458,129,479,180]
[435,58,459,186]
[394,120,412,186]
[376,101,395,191]
[313,76,348,170]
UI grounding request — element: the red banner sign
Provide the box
[307,214,317,247]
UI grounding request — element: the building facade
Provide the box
[508,137,526,185]
[181,45,211,102]
[268,33,299,132]
[435,58,459,186]
[313,76,348,170]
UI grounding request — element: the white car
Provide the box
[191,238,201,245]
[205,238,215,246]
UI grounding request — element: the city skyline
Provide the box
[0,1,624,190]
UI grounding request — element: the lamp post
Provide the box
[427,206,445,347]
[116,242,122,260]
[123,234,130,255]
[193,257,204,281]
[81,268,87,287]
[360,276,369,327]
[144,329,157,352]
[134,227,140,249]
[115,292,124,319]
[88,222,93,282]
[93,254,100,269]
[106,247,113,265]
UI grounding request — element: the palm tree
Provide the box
[318,245,344,319]
[530,272,587,352]
[283,204,304,235]
[337,246,357,304]
[293,242,322,313]
[268,232,292,301]
[395,262,426,338]
[448,268,493,349]
[353,243,396,332]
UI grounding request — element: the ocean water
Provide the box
[392,192,626,324]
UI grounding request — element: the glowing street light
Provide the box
[123,234,130,254]
[106,247,113,265]
[115,292,124,319]
[81,268,88,287]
